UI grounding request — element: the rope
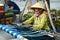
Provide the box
[19,0,28,22]
[44,0,57,33]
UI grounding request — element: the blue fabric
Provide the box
[0,24,54,40]
[9,26,47,37]
[8,1,20,12]
[26,35,54,40]
[12,26,54,40]
[4,4,8,12]
[4,4,19,14]
[5,1,20,14]
[10,10,20,14]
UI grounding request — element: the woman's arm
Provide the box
[23,15,34,25]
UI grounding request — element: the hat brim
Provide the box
[30,2,45,9]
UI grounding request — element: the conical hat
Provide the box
[31,2,44,9]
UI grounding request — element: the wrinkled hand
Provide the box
[17,23,24,26]
[17,23,33,28]
[26,24,33,28]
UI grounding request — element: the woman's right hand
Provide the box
[20,23,24,26]
[17,23,24,26]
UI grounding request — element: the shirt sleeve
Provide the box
[23,15,34,25]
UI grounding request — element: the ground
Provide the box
[0,29,15,40]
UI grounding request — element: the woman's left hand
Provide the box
[26,24,33,28]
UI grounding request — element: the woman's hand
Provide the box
[20,23,24,26]
[26,24,33,28]
[17,23,24,26]
[17,23,33,28]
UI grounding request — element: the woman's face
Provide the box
[34,8,40,12]
[31,8,42,12]
[34,8,42,12]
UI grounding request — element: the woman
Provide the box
[19,2,50,31]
